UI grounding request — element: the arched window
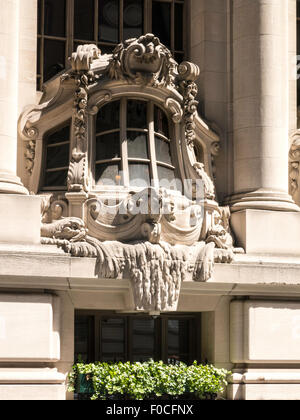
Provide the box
[95,99,175,188]
[37,0,187,90]
[42,122,71,190]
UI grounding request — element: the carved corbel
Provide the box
[165,98,183,123]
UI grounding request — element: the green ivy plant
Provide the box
[68,360,230,400]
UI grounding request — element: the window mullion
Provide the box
[66,0,74,60]
[95,0,99,43]
[120,0,124,42]
[171,0,175,53]
[121,98,129,186]
[148,102,159,188]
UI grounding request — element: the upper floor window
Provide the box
[95,99,175,188]
[37,0,187,90]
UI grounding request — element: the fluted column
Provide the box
[229,0,299,212]
[0,0,28,194]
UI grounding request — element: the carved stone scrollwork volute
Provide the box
[177,61,200,148]
[107,33,177,88]
[67,45,101,192]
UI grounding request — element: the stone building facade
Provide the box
[1,0,300,400]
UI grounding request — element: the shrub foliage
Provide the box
[68,360,230,400]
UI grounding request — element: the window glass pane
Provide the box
[123,0,144,40]
[96,101,120,133]
[154,106,169,137]
[152,1,171,49]
[38,0,42,35]
[74,0,95,41]
[43,39,65,82]
[129,163,150,187]
[37,38,41,75]
[47,125,70,145]
[132,318,155,362]
[95,163,121,185]
[157,165,175,186]
[99,0,120,43]
[127,100,147,129]
[44,169,68,187]
[101,318,125,359]
[46,144,70,169]
[174,52,184,64]
[75,316,93,363]
[155,136,172,165]
[98,44,116,54]
[174,3,183,51]
[44,0,66,37]
[96,133,120,161]
[167,319,189,364]
[127,132,149,159]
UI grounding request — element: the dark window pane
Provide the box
[74,0,94,41]
[154,106,169,137]
[167,319,189,364]
[174,52,184,64]
[152,1,171,49]
[44,0,66,37]
[38,0,42,35]
[174,3,183,51]
[157,165,175,186]
[37,38,41,74]
[44,169,68,187]
[132,319,155,361]
[98,44,116,54]
[129,163,150,187]
[95,163,121,185]
[127,131,148,159]
[123,0,144,41]
[155,136,172,165]
[46,144,70,169]
[96,101,120,133]
[101,318,125,358]
[127,100,147,128]
[96,133,120,161]
[75,315,93,363]
[47,125,70,145]
[99,0,120,43]
[43,39,65,82]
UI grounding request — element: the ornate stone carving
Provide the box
[165,98,183,123]
[41,217,87,242]
[107,34,177,88]
[193,162,215,200]
[289,131,300,201]
[66,45,101,192]
[178,61,200,148]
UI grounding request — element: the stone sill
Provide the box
[0,368,65,384]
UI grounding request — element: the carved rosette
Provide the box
[107,33,177,88]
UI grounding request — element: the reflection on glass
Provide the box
[96,101,120,133]
[127,100,147,129]
[99,0,119,43]
[155,136,172,165]
[96,133,120,161]
[43,39,65,82]
[123,0,144,40]
[74,0,94,40]
[127,132,148,159]
[129,163,150,187]
[74,315,92,363]
[44,0,66,37]
[154,106,169,137]
[95,163,120,185]
[157,166,175,187]
[152,1,171,49]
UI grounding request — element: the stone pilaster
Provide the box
[228,0,299,212]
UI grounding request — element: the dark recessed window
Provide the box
[42,123,70,190]
[37,0,186,90]
[74,312,199,365]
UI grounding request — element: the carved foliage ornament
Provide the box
[289,131,300,199]
[107,34,177,88]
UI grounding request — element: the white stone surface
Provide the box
[0,194,41,243]
[0,293,60,362]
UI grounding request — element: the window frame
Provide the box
[93,97,177,190]
[37,0,188,90]
[74,310,200,365]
